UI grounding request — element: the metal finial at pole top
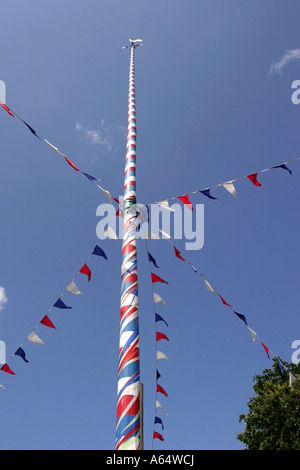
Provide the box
[115,39,143,450]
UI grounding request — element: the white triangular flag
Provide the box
[156,399,168,415]
[158,229,171,239]
[103,225,118,240]
[222,181,236,198]
[203,278,215,293]
[67,281,82,295]
[0,385,5,390]
[153,293,166,307]
[289,372,296,389]
[27,331,45,345]
[43,139,66,157]
[158,200,175,211]
[157,350,169,361]
[247,327,258,343]
[97,185,112,204]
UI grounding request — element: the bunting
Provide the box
[0,239,109,385]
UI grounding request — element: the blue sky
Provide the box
[0,0,299,450]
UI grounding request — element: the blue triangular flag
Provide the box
[155,313,169,327]
[15,347,29,363]
[154,416,164,430]
[156,370,161,381]
[148,252,159,268]
[53,298,72,309]
[92,245,108,260]
[233,310,248,325]
[199,189,218,200]
[188,262,198,273]
[276,358,284,374]
[82,172,101,182]
[272,164,292,175]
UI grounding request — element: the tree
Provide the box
[237,358,300,450]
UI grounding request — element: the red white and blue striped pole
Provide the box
[115,38,143,451]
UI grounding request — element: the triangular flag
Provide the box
[276,358,284,374]
[272,164,292,175]
[233,311,248,325]
[155,313,168,327]
[247,172,262,186]
[64,156,81,172]
[153,431,164,441]
[1,363,15,375]
[156,332,169,342]
[157,351,169,361]
[178,194,193,211]
[247,327,258,343]
[156,370,161,381]
[174,246,185,261]
[66,281,82,295]
[147,232,161,240]
[82,172,101,182]
[97,185,112,204]
[289,372,296,389]
[92,245,108,260]
[222,181,237,198]
[199,189,218,200]
[0,385,6,390]
[157,200,175,211]
[154,416,164,429]
[151,273,168,285]
[53,298,72,309]
[148,252,159,268]
[43,139,66,157]
[219,295,231,307]
[261,342,270,359]
[158,229,171,239]
[157,384,169,398]
[0,102,14,117]
[79,264,91,282]
[203,278,215,293]
[40,315,56,329]
[27,331,45,345]
[15,347,29,363]
[153,293,166,307]
[156,399,168,415]
[103,225,118,240]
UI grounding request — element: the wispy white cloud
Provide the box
[269,49,300,75]
[0,287,8,311]
[75,119,113,151]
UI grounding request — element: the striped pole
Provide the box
[115,39,142,451]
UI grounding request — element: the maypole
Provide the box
[115,38,143,451]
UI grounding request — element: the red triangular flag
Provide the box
[261,341,270,359]
[151,273,168,285]
[64,156,81,172]
[219,295,232,308]
[0,102,14,117]
[156,332,169,342]
[80,264,92,282]
[174,246,185,261]
[1,363,15,375]
[157,384,169,397]
[178,194,193,211]
[40,315,56,329]
[247,172,262,187]
[153,431,164,441]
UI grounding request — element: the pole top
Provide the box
[122,38,143,49]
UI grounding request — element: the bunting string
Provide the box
[156,231,286,370]
[147,156,300,209]
[0,222,118,379]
